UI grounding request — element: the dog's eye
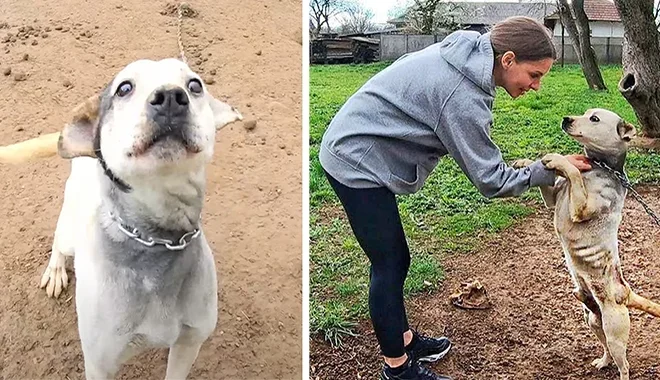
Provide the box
[589,115,600,123]
[188,79,203,94]
[116,81,134,97]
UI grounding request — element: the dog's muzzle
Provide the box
[137,86,201,155]
[148,87,190,129]
[561,116,574,132]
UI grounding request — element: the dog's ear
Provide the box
[58,94,102,158]
[210,97,243,130]
[617,120,637,142]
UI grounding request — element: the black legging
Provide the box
[324,170,411,358]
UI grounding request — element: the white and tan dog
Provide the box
[0,58,242,379]
[514,108,660,380]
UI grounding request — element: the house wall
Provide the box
[380,33,624,64]
[552,20,624,38]
[553,36,623,65]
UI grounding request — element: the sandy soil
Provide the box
[311,186,660,380]
[0,0,302,379]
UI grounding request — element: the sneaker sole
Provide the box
[417,342,452,363]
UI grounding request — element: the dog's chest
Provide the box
[75,228,216,346]
[552,170,625,263]
[86,255,194,330]
[131,297,187,346]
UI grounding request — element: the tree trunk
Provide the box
[313,19,322,37]
[631,136,660,149]
[613,0,660,138]
[572,0,607,90]
[556,0,607,90]
[557,1,581,52]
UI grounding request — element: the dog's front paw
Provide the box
[39,251,68,298]
[511,159,534,169]
[591,354,612,370]
[541,153,568,170]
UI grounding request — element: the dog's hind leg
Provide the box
[600,303,631,380]
[574,287,613,370]
[582,306,612,369]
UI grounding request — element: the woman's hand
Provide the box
[564,154,592,171]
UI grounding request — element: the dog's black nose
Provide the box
[149,88,189,117]
[561,116,573,130]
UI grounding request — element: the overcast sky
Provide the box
[361,0,402,23]
[359,0,561,24]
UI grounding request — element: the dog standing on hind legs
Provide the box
[513,108,660,380]
[0,58,242,379]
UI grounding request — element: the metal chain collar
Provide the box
[109,211,201,251]
[591,159,660,228]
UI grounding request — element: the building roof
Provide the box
[546,0,621,22]
[583,0,621,21]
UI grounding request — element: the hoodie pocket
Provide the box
[388,164,431,193]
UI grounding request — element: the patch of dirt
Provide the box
[160,2,199,18]
[311,186,660,380]
[0,0,301,379]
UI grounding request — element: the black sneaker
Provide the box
[380,355,452,380]
[405,329,452,363]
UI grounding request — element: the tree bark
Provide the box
[557,0,582,56]
[557,0,607,90]
[631,136,660,150]
[613,0,660,138]
[573,0,607,90]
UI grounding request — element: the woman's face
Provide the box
[497,53,554,98]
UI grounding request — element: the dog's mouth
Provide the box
[562,128,582,138]
[129,129,201,158]
[563,130,584,140]
[561,118,582,138]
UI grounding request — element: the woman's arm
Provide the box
[435,90,562,199]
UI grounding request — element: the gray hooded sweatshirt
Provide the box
[319,30,556,197]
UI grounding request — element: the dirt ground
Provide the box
[311,186,660,380]
[0,0,301,379]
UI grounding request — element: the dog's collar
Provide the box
[98,157,132,192]
[108,211,201,251]
[590,158,629,182]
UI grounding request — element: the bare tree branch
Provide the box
[404,0,464,34]
[309,0,346,36]
[339,1,375,34]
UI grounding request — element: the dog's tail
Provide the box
[0,132,60,164]
[627,290,660,317]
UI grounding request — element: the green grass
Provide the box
[309,63,660,346]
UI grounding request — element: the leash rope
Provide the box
[177,2,188,64]
[591,159,660,228]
